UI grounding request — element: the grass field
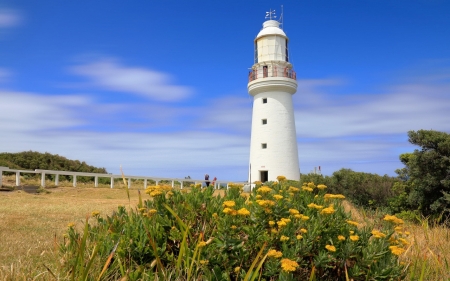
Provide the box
[1,175,449,280]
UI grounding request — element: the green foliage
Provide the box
[301,170,399,210]
[0,151,108,183]
[58,181,407,280]
[396,130,450,219]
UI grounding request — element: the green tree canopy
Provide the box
[398,130,450,217]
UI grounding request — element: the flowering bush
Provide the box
[59,180,407,280]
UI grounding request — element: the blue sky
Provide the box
[1,0,449,181]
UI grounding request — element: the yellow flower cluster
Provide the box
[296,234,303,240]
[308,203,324,210]
[237,208,250,216]
[325,245,336,252]
[320,204,335,215]
[324,194,346,200]
[302,186,313,192]
[273,194,283,200]
[289,209,299,215]
[280,235,289,242]
[277,175,287,182]
[257,186,273,194]
[347,220,359,227]
[223,208,237,216]
[371,229,387,238]
[389,246,405,256]
[294,214,310,221]
[289,186,300,193]
[383,215,404,225]
[280,258,299,272]
[91,210,100,217]
[277,218,291,228]
[267,249,283,258]
[338,235,346,241]
[223,200,236,208]
[228,183,244,191]
[350,235,359,241]
[317,184,327,190]
[145,185,172,197]
[256,199,275,207]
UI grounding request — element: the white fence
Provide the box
[0,166,245,189]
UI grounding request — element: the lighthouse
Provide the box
[248,14,300,183]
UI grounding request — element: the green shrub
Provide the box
[58,180,407,280]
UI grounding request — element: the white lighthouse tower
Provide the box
[248,12,300,183]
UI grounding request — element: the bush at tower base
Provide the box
[59,178,407,280]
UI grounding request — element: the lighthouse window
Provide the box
[263,66,268,78]
[262,143,267,149]
[262,98,267,104]
[262,119,267,125]
[285,40,289,62]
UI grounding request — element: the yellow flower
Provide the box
[277,220,287,228]
[404,231,410,236]
[67,222,75,228]
[254,181,262,185]
[198,241,207,248]
[277,175,286,182]
[280,235,289,242]
[257,186,273,194]
[395,226,402,232]
[280,258,299,272]
[325,245,336,252]
[371,229,386,238]
[307,203,323,209]
[338,235,346,241]
[350,235,359,241]
[347,220,359,227]
[317,184,327,190]
[234,266,241,273]
[389,246,405,256]
[268,220,275,226]
[302,186,313,192]
[320,205,335,215]
[273,194,283,200]
[301,215,310,221]
[289,186,300,193]
[166,191,174,197]
[223,200,236,208]
[296,235,303,240]
[231,225,237,229]
[200,260,208,265]
[223,208,233,214]
[289,209,300,215]
[267,249,283,258]
[271,228,278,234]
[307,182,316,189]
[350,230,354,235]
[300,228,307,234]
[150,190,163,197]
[212,213,218,219]
[256,200,275,207]
[256,195,262,199]
[383,214,404,224]
[398,238,409,246]
[237,208,250,216]
[324,194,346,200]
[91,210,100,217]
[147,209,158,217]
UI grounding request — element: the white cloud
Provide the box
[294,76,450,138]
[0,9,22,28]
[70,59,193,101]
[0,90,90,131]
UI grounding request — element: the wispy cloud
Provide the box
[70,58,193,101]
[0,9,22,28]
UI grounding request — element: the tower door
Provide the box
[260,171,268,183]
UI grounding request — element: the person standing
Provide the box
[204,174,210,187]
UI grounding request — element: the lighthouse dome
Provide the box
[256,20,287,40]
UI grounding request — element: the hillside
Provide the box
[0,151,107,174]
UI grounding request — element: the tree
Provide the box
[398,130,450,218]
